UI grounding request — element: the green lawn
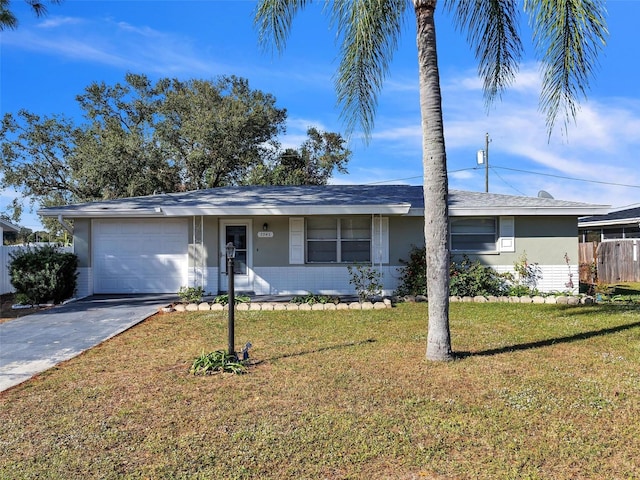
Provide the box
[1,303,639,479]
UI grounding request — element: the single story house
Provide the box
[579,205,640,243]
[38,185,609,298]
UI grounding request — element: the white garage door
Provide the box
[93,218,188,294]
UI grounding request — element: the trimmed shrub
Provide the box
[450,255,509,297]
[395,247,509,297]
[9,245,78,304]
[395,245,428,297]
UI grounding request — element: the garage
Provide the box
[93,218,188,294]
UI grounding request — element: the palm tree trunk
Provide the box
[414,0,453,361]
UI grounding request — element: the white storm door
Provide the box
[220,220,253,292]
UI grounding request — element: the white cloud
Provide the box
[37,16,83,29]
[343,61,640,209]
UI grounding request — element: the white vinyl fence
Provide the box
[1,244,73,295]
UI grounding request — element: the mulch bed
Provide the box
[0,293,47,323]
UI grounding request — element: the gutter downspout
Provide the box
[57,215,73,235]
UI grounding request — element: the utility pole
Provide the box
[484,132,489,193]
[476,132,490,192]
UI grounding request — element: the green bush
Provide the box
[290,292,337,305]
[9,245,78,304]
[177,286,205,303]
[395,245,428,297]
[450,255,509,297]
[213,294,251,306]
[347,264,383,301]
[395,247,509,297]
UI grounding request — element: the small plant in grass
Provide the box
[177,286,204,304]
[213,294,251,305]
[347,264,383,302]
[190,350,247,375]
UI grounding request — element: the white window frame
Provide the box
[450,216,498,253]
[305,217,372,263]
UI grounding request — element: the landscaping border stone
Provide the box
[166,294,600,314]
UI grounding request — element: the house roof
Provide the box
[0,218,20,233]
[38,185,610,219]
[579,205,640,228]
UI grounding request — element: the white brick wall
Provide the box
[493,264,579,294]
[252,266,400,296]
[75,267,92,298]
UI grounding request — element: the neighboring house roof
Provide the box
[38,185,610,219]
[579,205,640,228]
[0,218,20,233]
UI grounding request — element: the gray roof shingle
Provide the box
[38,185,609,218]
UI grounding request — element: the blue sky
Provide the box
[1,0,640,231]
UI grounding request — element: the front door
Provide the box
[220,220,253,292]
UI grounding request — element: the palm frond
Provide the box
[331,0,409,136]
[445,0,523,106]
[525,0,608,135]
[254,0,312,53]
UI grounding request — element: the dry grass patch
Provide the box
[1,303,639,479]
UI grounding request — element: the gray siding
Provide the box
[73,218,91,268]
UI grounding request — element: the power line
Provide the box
[364,168,477,185]
[492,166,640,189]
[491,168,527,196]
[363,165,640,192]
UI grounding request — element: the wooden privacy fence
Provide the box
[0,245,73,295]
[596,239,640,284]
[579,242,597,284]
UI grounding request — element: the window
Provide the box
[306,217,371,263]
[451,217,497,252]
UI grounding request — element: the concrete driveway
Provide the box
[0,295,176,393]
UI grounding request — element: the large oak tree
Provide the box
[0,73,351,226]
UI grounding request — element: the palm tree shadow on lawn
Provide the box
[250,338,377,366]
[456,319,640,359]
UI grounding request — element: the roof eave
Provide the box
[40,204,412,218]
[448,206,611,216]
[579,217,640,228]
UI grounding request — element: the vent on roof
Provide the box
[538,190,554,199]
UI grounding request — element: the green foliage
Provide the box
[14,292,32,306]
[0,74,350,224]
[347,264,383,302]
[507,284,535,297]
[9,245,78,304]
[0,0,62,31]
[510,252,542,296]
[395,245,428,297]
[243,127,350,186]
[190,350,248,375]
[289,292,338,305]
[177,286,204,304]
[396,248,510,297]
[449,255,510,297]
[212,294,251,306]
